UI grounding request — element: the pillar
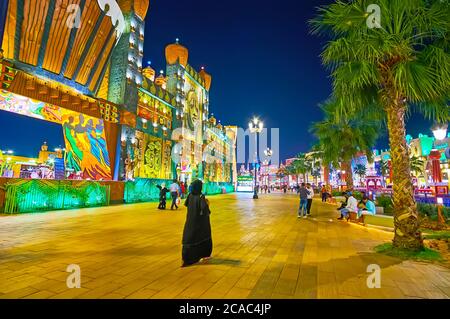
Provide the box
[429,150,442,183]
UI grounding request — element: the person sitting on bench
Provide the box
[338,192,358,221]
[357,196,376,222]
[337,192,348,212]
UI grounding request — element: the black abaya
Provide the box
[182,193,212,266]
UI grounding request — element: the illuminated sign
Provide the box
[237,175,254,192]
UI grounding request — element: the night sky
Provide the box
[0,0,432,160]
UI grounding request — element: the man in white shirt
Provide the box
[338,192,358,221]
[169,179,180,210]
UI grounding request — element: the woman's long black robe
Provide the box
[182,194,212,266]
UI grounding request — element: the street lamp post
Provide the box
[249,118,263,199]
[431,123,448,193]
[264,148,273,191]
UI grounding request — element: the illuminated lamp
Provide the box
[72,95,81,105]
[89,102,98,111]
[25,78,35,90]
[62,92,70,103]
[50,87,59,98]
[432,123,448,141]
[38,84,49,95]
[135,75,142,85]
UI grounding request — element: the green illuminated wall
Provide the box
[4,180,110,214]
[124,178,174,203]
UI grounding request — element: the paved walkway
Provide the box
[0,193,449,299]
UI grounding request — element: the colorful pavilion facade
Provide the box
[0,0,236,212]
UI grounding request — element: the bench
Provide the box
[362,214,394,228]
[347,209,394,228]
[348,211,360,222]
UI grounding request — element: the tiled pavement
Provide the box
[0,193,449,299]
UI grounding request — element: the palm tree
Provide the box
[310,0,449,250]
[306,149,323,184]
[293,153,312,183]
[354,163,367,186]
[311,100,380,190]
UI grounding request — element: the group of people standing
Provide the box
[157,179,213,267]
[297,184,377,224]
[157,180,190,210]
[297,183,314,218]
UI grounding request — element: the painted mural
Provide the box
[0,90,112,180]
[61,112,111,180]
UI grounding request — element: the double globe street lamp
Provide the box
[263,148,273,191]
[249,118,264,199]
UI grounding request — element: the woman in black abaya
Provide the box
[182,179,212,267]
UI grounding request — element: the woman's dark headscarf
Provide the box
[191,179,203,195]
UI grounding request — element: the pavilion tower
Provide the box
[108,0,149,114]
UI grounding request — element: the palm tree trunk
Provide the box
[342,160,354,189]
[386,104,423,250]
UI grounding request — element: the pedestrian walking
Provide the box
[182,179,212,267]
[156,183,169,209]
[321,185,327,202]
[180,182,186,199]
[169,179,180,210]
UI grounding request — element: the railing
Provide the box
[4,179,110,214]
